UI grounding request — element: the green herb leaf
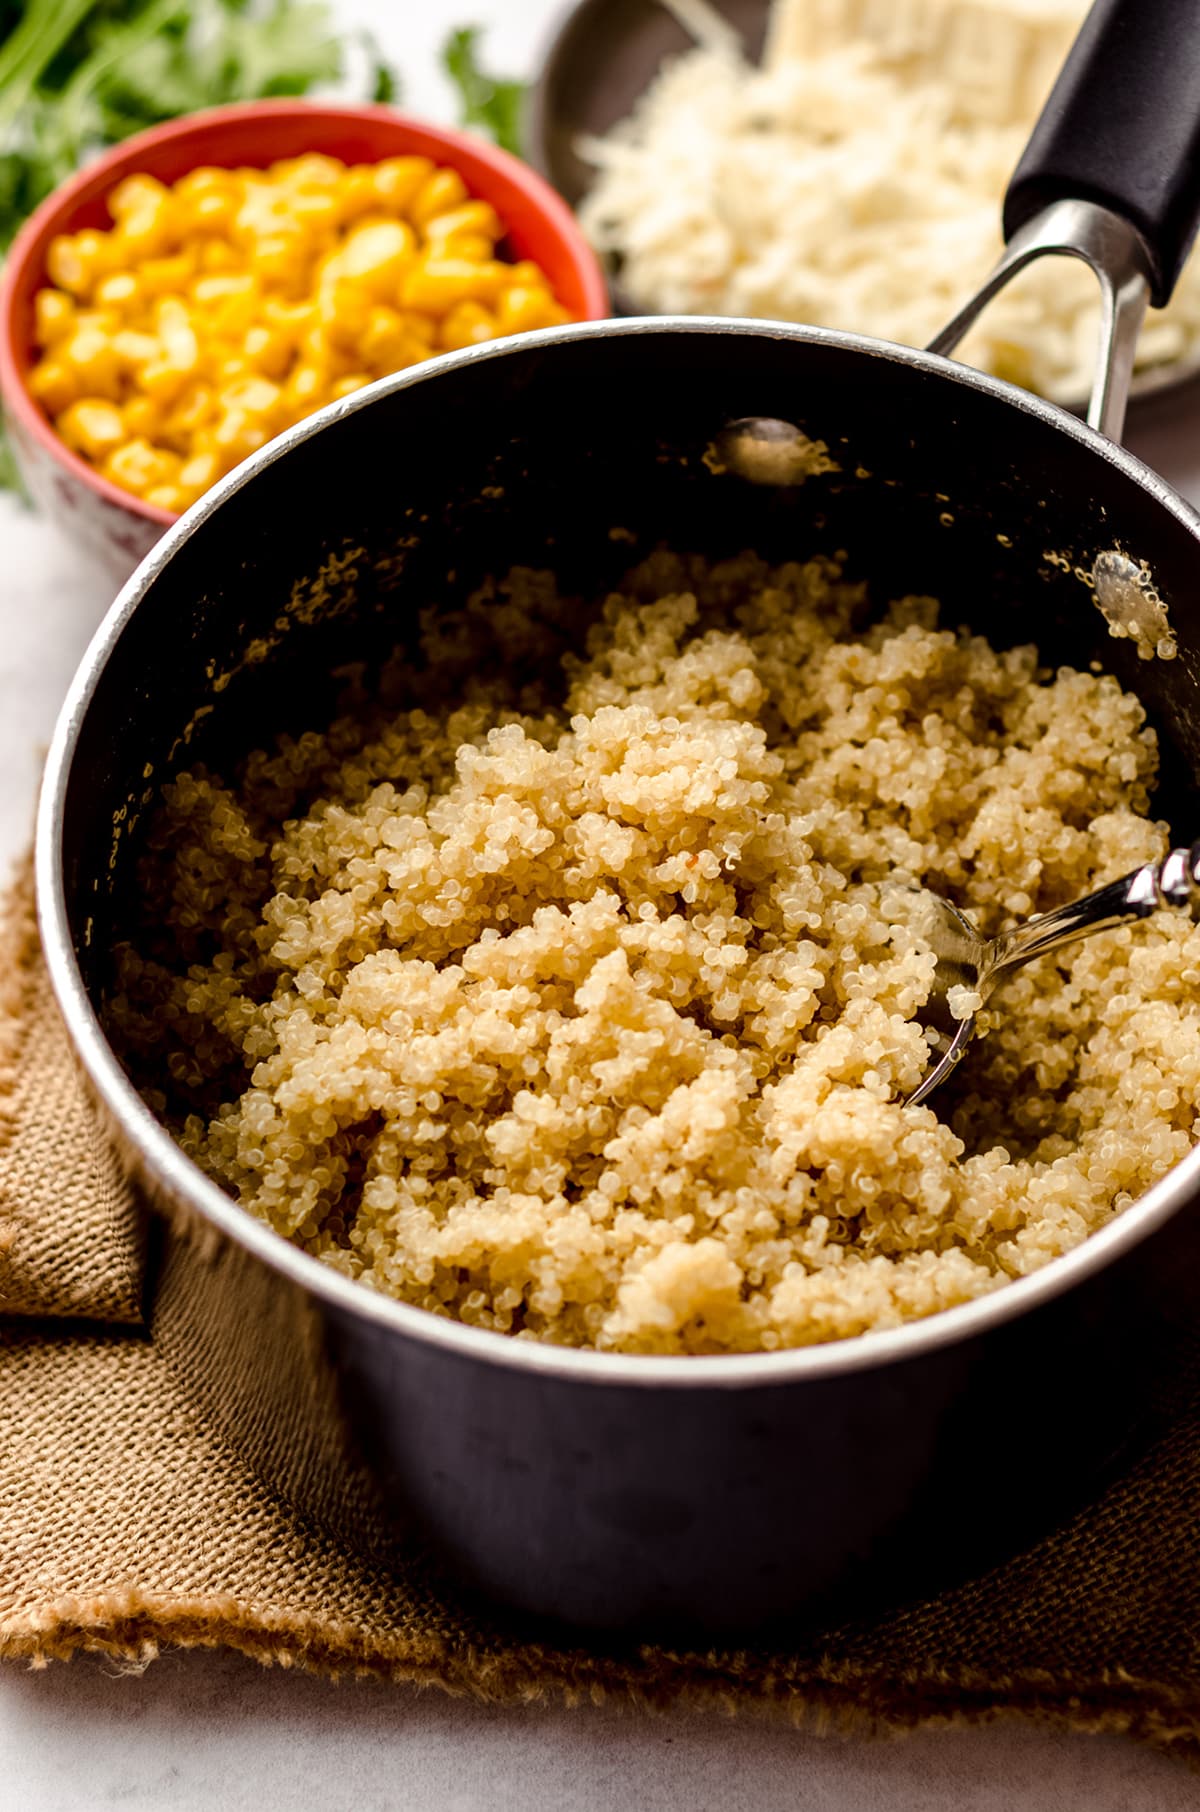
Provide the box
[0,423,29,502]
[361,30,401,105]
[442,25,526,158]
[0,0,400,493]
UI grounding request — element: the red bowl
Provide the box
[0,101,609,581]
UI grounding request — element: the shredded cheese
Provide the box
[579,0,1200,402]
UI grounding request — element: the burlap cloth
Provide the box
[3,866,1200,1760]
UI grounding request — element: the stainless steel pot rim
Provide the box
[37,313,1200,1390]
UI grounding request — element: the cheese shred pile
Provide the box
[579,0,1200,401]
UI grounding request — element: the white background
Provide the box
[5,3,1200,1804]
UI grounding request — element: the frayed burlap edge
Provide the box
[3,1595,1200,1756]
[0,857,144,1322]
[0,855,40,1267]
[1,855,1197,1770]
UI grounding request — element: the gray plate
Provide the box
[523,0,1200,416]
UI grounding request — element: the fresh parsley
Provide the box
[442,25,526,159]
[0,0,401,491]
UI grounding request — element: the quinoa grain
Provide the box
[109,553,1200,1353]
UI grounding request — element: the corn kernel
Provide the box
[179,451,222,492]
[278,154,345,191]
[34,290,75,347]
[337,166,381,223]
[371,156,434,214]
[287,191,341,234]
[104,438,180,495]
[408,169,470,227]
[144,484,188,514]
[401,258,506,316]
[192,273,250,306]
[316,282,372,350]
[163,385,215,443]
[330,373,371,400]
[221,376,282,418]
[261,297,313,346]
[56,398,126,460]
[359,305,413,368]
[114,200,172,260]
[212,409,269,460]
[189,191,238,233]
[29,361,79,413]
[111,329,160,370]
[243,324,291,379]
[46,232,108,299]
[380,335,428,373]
[175,166,240,200]
[335,210,395,240]
[186,425,220,458]
[285,363,327,411]
[72,307,121,338]
[122,396,160,438]
[496,285,568,336]
[199,240,241,274]
[425,234,493,266]
[254,234,308,290]
[61,326,122,398]
[234,185,295,241]
[192,273,260,336]
[508,260,552,287]
[155,298,199,370]
[108,174,171,221]
[335,220,416,295]
[400,311,436,348]
[423,202,503,247]
[94,272,139,309]
[439,300,499,352]
[139,252,195,298]
[139,361,191,404]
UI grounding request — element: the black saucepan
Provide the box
[37,0,1200,1632]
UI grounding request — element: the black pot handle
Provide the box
[928,0,1200,442]
[1004,0,1200,308]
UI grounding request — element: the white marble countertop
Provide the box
[5,3,1200,1804]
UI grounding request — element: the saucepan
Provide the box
[36,0,1200,1633]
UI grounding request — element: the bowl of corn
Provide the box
[0,100,609,579]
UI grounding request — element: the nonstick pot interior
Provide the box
[46,321,1200,1632]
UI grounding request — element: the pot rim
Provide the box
[37,314,1200,1389]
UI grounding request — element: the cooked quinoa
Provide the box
[109,552,1200,1354]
